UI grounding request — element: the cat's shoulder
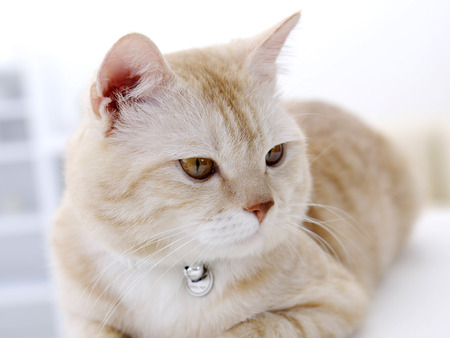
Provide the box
[284,100,382,145]
[284,100,363,130]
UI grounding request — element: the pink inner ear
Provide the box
[102,67,141,113]
[91,49,144,120]
[99,51,142,98]
[93,65,142,117]
[92,33,175,123]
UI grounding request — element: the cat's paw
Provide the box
[219,312,304,338]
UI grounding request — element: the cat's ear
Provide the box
[247,12,300,83]
[90,33,175,120]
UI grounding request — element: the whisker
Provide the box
[86,227,195,322]
[306,202,371,242]
[281,222,338,280]
[82,224,190,302]
[289,221,339,260]
[283,201,371,273]
[309,143,334,165]
[300,212,369,274]
[278,224,308,267]
[96,235,200,337]
[290,201,372,248]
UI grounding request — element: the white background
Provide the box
[2,0,450,122]
[1,1,449,337]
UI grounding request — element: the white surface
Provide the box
[356,210,450,338]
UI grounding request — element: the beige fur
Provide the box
[51,13,420,337]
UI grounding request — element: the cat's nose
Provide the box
[245,200,274,224]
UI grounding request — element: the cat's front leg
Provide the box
[220,277,369,338]
[65,315,130,338]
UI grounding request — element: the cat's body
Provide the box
[52,13,419,337]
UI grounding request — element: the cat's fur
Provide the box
[51,13,420,337]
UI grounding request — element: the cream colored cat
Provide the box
[51,13,420,337]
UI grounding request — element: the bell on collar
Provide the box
[184,264,214,297]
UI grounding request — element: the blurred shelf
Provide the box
[0,57,63,338]
[0,280,53,308]
[0,142,31,163]
[0,280,58,338]
[0,137,67,163]
[0,98,24,119]
[0,213,42,237]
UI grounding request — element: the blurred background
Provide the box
[0,0,449,337]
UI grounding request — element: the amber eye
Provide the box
[179,158,215,180]
[265,144,284,166]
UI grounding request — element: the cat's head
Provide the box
[66,13,311,264]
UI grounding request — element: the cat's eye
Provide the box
[179,158,215,180]
[265,144,284,166]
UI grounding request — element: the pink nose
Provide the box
[245,200,274,224]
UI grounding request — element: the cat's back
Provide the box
[285,100,420,291]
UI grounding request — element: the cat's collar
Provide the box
[184,264,214,297]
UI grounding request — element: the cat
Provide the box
[51,12,420,338]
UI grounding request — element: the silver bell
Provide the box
[184,264,214,297]
[185,265,205,282]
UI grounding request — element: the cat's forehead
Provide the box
[163,90,298,165]
[165,49,297,152]
[123,90,295,166]
[116,49,301,162]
